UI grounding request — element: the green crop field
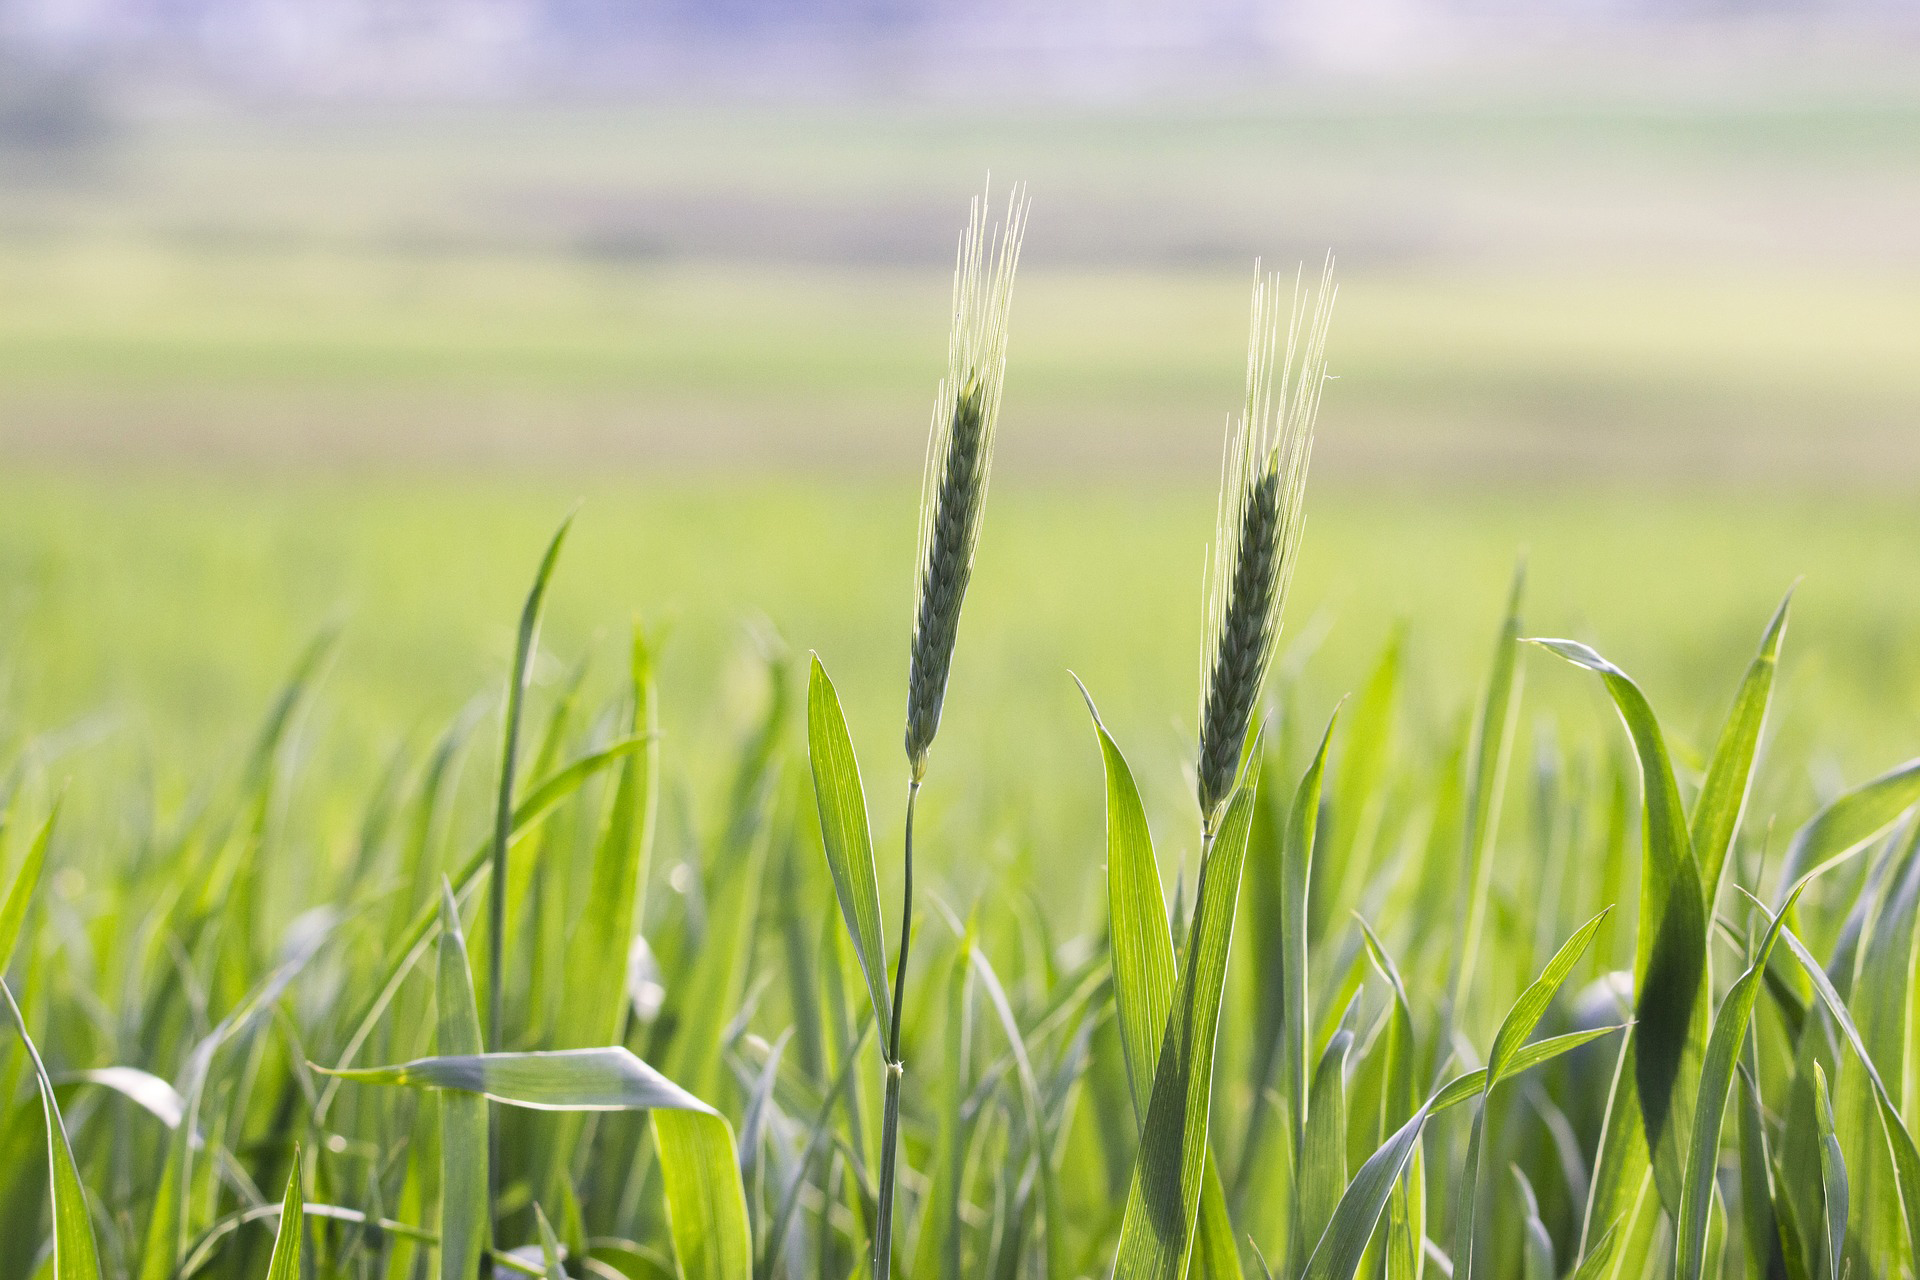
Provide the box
[3,94,1920,1280]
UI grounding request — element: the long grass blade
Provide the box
[489,509,575,1052]
[1283,711,1337,1230]
[534,1204,569,1280]
[1112,775,1259,1280]
[1488,907,1613,1085]
[323,735,652,1113]
[1079,681,1242,1278]
[1777,925,1920,1266]
[2,977,103,1280]
[559,624,660,1049]
[652,1109,755,1280]
[806,654,892,1041]
[264,1151,305,1280]
[1299,1100,1432,1280]
[436,882,490,1280]
[1297,1028,1353,1263]
[1429,1026,1628,1113]
[1511,1165,1554,1280]
[1298,1022,1623,1280]
[1451,562,1525,1019]
[1453,908,1611,1280]
[1735,1067,1784,1280]
[324,1046,719,1112]
[1677,878,1821,1280]
[1773,756,1920,902]
[1691,591,1790,909]
[1531,637,1706,1215]
[1812,1064,1847,1280]
[0,804,55,975]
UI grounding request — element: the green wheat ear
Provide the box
[1197,257,1337,833]
[905,182,1029,781]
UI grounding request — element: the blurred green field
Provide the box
[5,472,1917,909]
[4,94,1919,479]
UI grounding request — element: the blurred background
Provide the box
[2,0,1918,878]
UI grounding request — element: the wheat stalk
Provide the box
[1196,258,1336,833]
[904,182,1028,782]
[876,181,1027,1280]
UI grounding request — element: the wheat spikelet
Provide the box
[904,182,1028,780]
[1196,257,1337,831]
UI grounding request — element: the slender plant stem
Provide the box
[888,782,919,1063]
[874,779,920,1280]
[485,678,526,1250]
[487,683,526,1044]
[487,564,545,1249]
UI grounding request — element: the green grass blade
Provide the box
[1384,1143,1424,1280]
[1079,683,1175,1119]
[527,651,592,786]
[0,804,55,975]
[1451,1110,1488,1280]
[1079,683,1242,1280]
[139,922,334,1280]
[559,624,660,1049]
[2,978,103,1280]
[1488,907,1612,1086]
[1778,925,1920,1268]
[1112,774,1259,1280]
[264,1149,305,1280]
[1842,820,1920,1265]
[489,509,575,1053]
[662,815,767,1103]
[1355,916,1417,1131]
[322,1046,722,1112]
[1690,591,1790,909]
[175,1203,438,1278]
[1451,562,1525,1016]
[652,1109,755,1280]
[806,654,891,1040]
[534,1203,569,1280]
[759,1015,875,1279]
[321,735,649,1109]
[1456,908,1611,1280]
[1568,1221,1623,1280]
[1736,1068,1783,1280]
[1812,1064,1846,1280]
[910,933,973,1280]
[1511,1165,1554,1280]
[1429,1026,1628,1114]
[1300,1101,1433,1280]
[1677,879,1818,1280]
[1297,1028,1354,1263]
[1296,1022,1615,1280]
[1578,1029,1655,1278]
[1774,756,1920,901]
[1356,920,1420,1280]
[61,1066,186,1127]
[972,945,1063,1279]
[543,625,661,1239]
[1675,824,1891,1279]
[1284,715,1338,1186]
[1531,636,1706,1216]
[437,881,490,1280]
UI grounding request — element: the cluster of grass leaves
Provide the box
[3,512,1919,1279]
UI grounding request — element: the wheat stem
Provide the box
[880,181,1026,1280]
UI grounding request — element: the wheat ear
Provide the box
[1197,257,1336,833]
